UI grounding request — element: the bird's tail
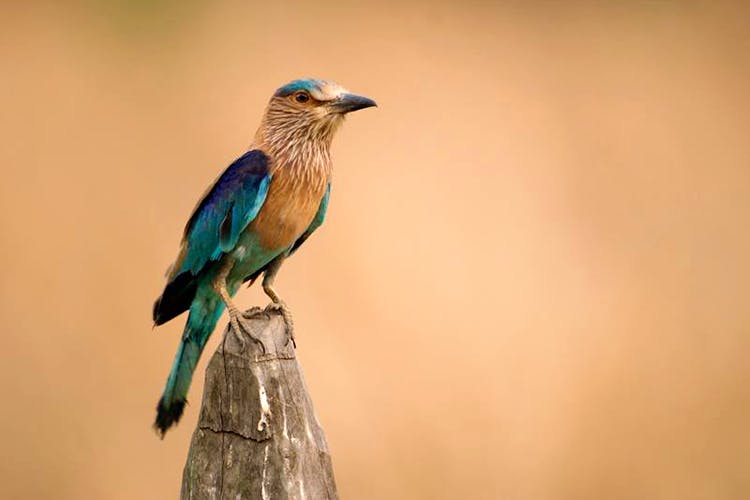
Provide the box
[154,292,224,437]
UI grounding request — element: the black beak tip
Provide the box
[337,94,377,113]
[360,96,378,109]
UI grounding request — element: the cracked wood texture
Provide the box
[181,307,339,500]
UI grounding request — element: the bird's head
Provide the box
[257,78,376,153]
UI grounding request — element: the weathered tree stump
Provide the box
[181,307,338,500]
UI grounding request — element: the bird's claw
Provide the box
[229,312,268,355]
[230,326,247,352]
[284,330,296,349]
[264,302,296,348]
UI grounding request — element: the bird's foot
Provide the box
[228,309,267,355]
[265,301,296,348]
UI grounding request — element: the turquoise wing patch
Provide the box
[180,150,271,275]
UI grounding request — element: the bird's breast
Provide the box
[249,164,328,251]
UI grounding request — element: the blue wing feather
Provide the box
[154,150,271,326]
[180,150,271,275]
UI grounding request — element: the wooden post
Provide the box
[181,307,339,500]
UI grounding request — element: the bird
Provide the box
[152,78,376,436]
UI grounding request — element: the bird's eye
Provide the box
[294,92,310,103]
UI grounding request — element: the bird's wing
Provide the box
[288,182,330,256]
[154,150,271,325]
[177,149,272,276]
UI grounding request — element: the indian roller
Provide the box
[152,79,376,436]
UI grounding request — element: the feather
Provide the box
[180,150,271,275]
[153,150,271,324]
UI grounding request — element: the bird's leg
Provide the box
[261,256,296,347]
[213,260,266,354]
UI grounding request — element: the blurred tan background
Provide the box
[1,1,749,498]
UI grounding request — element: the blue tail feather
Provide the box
[154,291,224,437]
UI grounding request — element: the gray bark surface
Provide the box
[181,307,338,500]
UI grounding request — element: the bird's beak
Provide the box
[331,93,377,114]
